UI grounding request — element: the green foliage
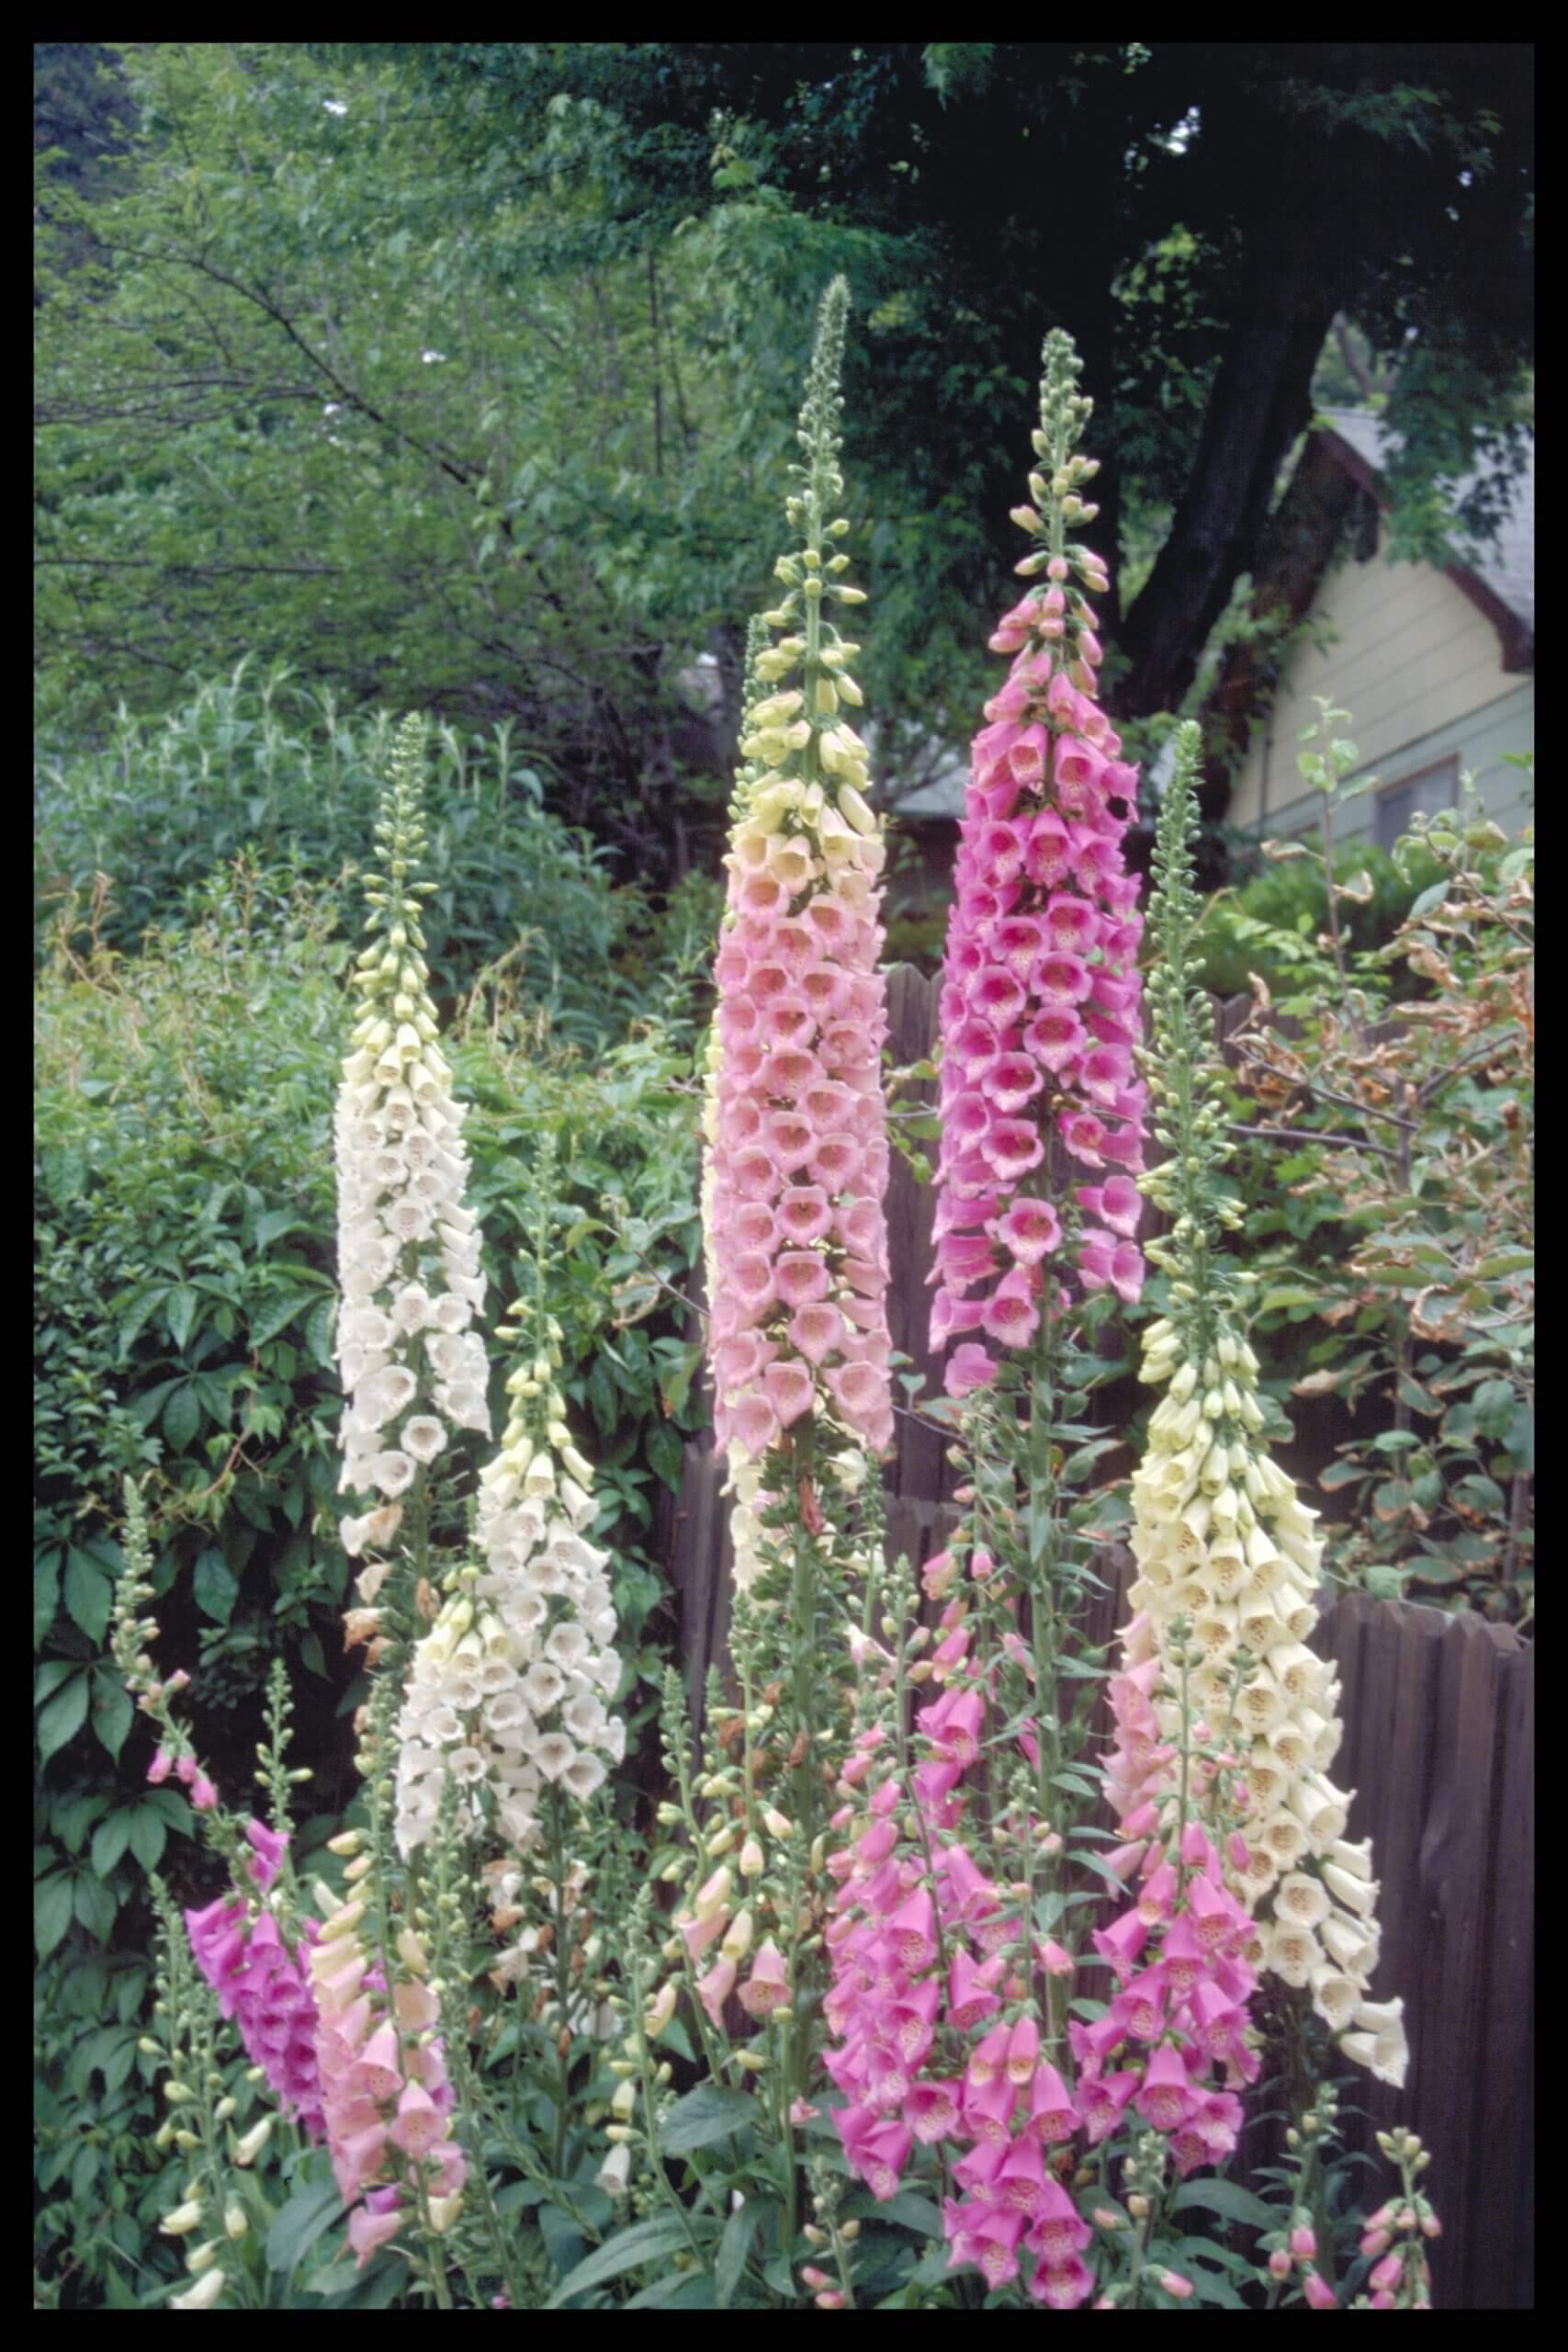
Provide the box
[33,1946,167,2307]
[35,662,649,1028]
[1222,714,1533,1619]
[32,41,779,867]
[1190,839,1446,1002]
[35,42,1533,840]
[35,861,706,1811]
[34,855,708,2303]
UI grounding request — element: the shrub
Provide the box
[34,860,707,2302]
[33,662,653,1036]
[1220,718,1533,1620]
[1190,839,1444,1002]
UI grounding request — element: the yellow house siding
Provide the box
[1229,536,1517,832]
[1244,680,1534,849]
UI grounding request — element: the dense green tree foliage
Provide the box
[37,43,1532,869]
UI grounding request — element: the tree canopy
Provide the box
[36,41,1532,868]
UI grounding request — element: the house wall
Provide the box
[1249,681,1535,849]
[1228,530,1533,840]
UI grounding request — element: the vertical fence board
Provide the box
[1470,1633,1534,2309]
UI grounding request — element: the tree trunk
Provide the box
[1113,288,1336,732]
[1197,430,1366,815]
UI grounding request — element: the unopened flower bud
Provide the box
[227,2116,270,2171]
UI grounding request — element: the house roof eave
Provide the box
[1318,424,1534,674]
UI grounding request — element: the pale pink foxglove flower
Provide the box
[699,281,893,1600]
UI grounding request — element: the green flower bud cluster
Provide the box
[1008,326,1111,686]
[1137,721,1247,1371]
[351,713,442,1046]
[737,277,873,810]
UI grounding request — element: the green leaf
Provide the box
[299,2252,408,2304]
[1504,1407,1534,1474]
[1259,1284,1321,1311]
[50,1791,108,1853]
[163,1383,202,1450]
[64,1547,114,1643]
[546,2213,694,2308]
[627,2273,719,2309]
[35,1871,75,1959]
[267,2172,347,2275]
[193,1546,240,1624]
[142,1784,195,1830]
[102,2266,141,2312]
[656,1340,704,1419]
[118,1286,169,1358]
[34,1547,62,1646]
[165,1285,200,1351]
[1364,1565,1409,1600]
[306,1295,337,1368]
[1472,1379,1519,1432]
[251,1288,327,1349]
[848,2189,942,2237]
[646,1419,684,1491]
[660,2083,755,2154]
[74,1871,118,1939]
[1170,2177,1277,2231]
[536,2200,586,2280]
[102,2028,139,2095]
[38,1670,90,1761]
[129,1805,168,1871]
[91,1812,134,1876]
[715,2199,759,2307]
[255,1208,307,1248]
[91,1668,134,1760]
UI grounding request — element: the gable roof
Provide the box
[1315,406,1534,667]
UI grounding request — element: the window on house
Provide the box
[1375,755,1460,852]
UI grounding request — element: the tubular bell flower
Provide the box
[929,333,1145,1393]
[333,715,491,1587]
[394,1146,626,1860]
[700,277,894,1588]
[308,1891,465,2265]
[1121,724,1409,2090]
[184,1889,326,2140]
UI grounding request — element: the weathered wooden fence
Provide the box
[660,967,1534,2310]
